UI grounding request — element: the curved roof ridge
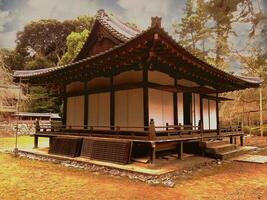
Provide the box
[96,9,142,41]
[234,75,263,84]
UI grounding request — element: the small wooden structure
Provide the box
[14,10,261,164]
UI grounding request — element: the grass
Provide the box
[0,136,267,199]
[0,136,49,151]
[243,125,267,136]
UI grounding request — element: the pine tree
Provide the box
[173,0,211,60]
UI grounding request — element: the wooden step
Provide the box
[199,140,229,148]
[215,148,245,160]
[205,144,237,154]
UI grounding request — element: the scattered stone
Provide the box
[9,150,219,188]
[162,180,175,188]
[147,179,160,185]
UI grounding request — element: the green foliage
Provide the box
[16,15,94,64]
[26,86,61,113]
[11,15,94,114]
[243,125,267,136]
[25,54,55,70]
[60,29,89,65]
[0,49,25,70]
[174,0,264,70]
[173,0,210,60]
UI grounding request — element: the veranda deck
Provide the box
[32,124,244,164]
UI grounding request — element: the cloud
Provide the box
[0,9,14,32]
[116,0,184,31]
[0,0,186,48]
[26,0,98,20]
[0,0,101,48]
[0,30,16,48]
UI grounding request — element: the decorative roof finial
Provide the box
[97,9,105,17]
[151,16,162,27]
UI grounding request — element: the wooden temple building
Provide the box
[14,10,261,164]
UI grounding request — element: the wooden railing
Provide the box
[35,120,242,141]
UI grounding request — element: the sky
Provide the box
[0,0,186,48]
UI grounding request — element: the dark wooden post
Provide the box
[62,84,67,126]
[150,142,156,164]
[143,64,149,129]
[148,118,156,140]
[34,119,40,133]
[178,141,183,160]
[200,95,204,132]
[110,76,115,130]
[230,135,233,144]
[49,137,53,147]
[173,78,178,126]
[240,135,244,146]
[84,81,88,129]
[216,93,220,135]
[34,135,38,149]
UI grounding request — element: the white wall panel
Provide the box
[128,89,144,128]
[114,70,142,85]
[115,89,143,130]
[149,89,173,129]
[148,71,174,85]
[88,94,98,126]
[203,98,209,130]
[115,90,128,128]
[209,100,217,129]
[148,89,163,128]
[66,96,84,128]
[177,93,184,125]
[192,93,201,129]
[88,92,110,128]
[66,81,84,93]
[87,77,110,89]
[162,92,174,126]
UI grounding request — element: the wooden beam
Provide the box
[216,93,220,135]
[62,84,67,126]
[143,64,149,129]
[84,81,88,128]
[178,141,183,159]
[34,135,39,149]
[173,78,178,125]
[110,76,115,130]
[200,94,204,132]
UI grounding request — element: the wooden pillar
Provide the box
[216,93,220,135]
[148,119,156,140]
[49,137,53,147]
[84,81,88,129]
[149,142,156,164]
[178,141,183,159]
[200,95,204,136]
[240,135,244,146]
[62,84,67,126]
[230,135,233,144]
[143,64,149,129]
[34,135,38,149]
[110,76,115,130]
[173,78,178,126]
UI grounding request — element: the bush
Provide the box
[244,125,267,136]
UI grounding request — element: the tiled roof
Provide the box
[234,75,263,84]
[96,9,142,42]
[13,112,61,118]
[13,9,262,89]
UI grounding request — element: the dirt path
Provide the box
[0,153,267,200]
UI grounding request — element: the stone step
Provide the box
[199,140,229,148]
[214,146,256,160]
[205,144,237,154]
